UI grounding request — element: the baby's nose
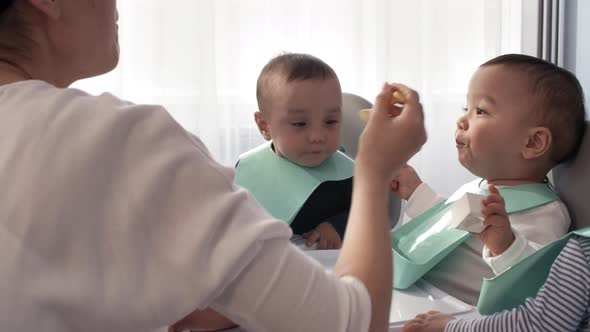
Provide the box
[309,129,325,143]
[456,115,468,130]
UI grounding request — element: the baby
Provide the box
[401,234,590,331]
[392,54,586,304]
[236,53,350,250]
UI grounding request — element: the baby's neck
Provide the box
[485,177,546,186]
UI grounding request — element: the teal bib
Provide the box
[235,143,354,224]
[477,227,590,315]
[392,179,559,289]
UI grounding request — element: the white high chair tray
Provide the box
[221,247,477,332]
[302,249,476,330]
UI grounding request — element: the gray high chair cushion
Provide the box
[341,93,372,159]
[553,122,590,231]
[340,92,402,227]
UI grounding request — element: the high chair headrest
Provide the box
[341,92,402,228]
[340,93,372,159]
[554,122,590,231]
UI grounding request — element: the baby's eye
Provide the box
[325,120,339,125]
[475,107,487,115]
[461,107,468,113]
[291,122,306,127]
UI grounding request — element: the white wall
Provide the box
[520,0,539,56]
[577,1,590,105]
[564,0,590,106]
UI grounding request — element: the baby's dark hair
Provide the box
[482,54,586,164]
[256,53,338,112]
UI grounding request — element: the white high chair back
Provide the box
[553,122,590,231]
[340,92,402,227]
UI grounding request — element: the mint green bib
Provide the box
[235,143,354,225]
[392,179,559,289]
[477,227,590,315]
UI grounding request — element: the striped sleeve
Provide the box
[446,236,590,332]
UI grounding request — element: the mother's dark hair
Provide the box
[0,0,35,59]
[0,0,16,13]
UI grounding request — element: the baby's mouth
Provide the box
[455,139,467,148]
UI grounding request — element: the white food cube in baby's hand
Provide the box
[449,192,487,233]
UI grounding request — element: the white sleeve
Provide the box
[404,182,446,219]
[482,200,571,274]
[92,103,370,330]
[211,240,371,332]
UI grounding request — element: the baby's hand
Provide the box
[390,164,422,200]
[356,84,426,182]
[401,311,455,332]
[303,222,342,249]
[473,184,514,256]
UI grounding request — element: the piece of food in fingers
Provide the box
[359,90,406,121]
[390,90,406,104]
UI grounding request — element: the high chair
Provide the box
[341,92,402,228]
[554,122,590,230]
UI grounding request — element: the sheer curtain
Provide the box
[74,0,523,197]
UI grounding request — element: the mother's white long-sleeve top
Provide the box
[0,80,370,332]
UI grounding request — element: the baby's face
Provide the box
[265,77,342,167]
[456,65,539,179]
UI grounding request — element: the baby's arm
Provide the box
[395,165,445,218]
[403,237,590,332]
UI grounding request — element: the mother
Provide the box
[0,0,425,331]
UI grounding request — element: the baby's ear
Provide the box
[254,111,271,141]
[522,127,552,160]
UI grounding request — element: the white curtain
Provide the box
[74,0,523,197]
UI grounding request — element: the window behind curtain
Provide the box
[74,0,523,197]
